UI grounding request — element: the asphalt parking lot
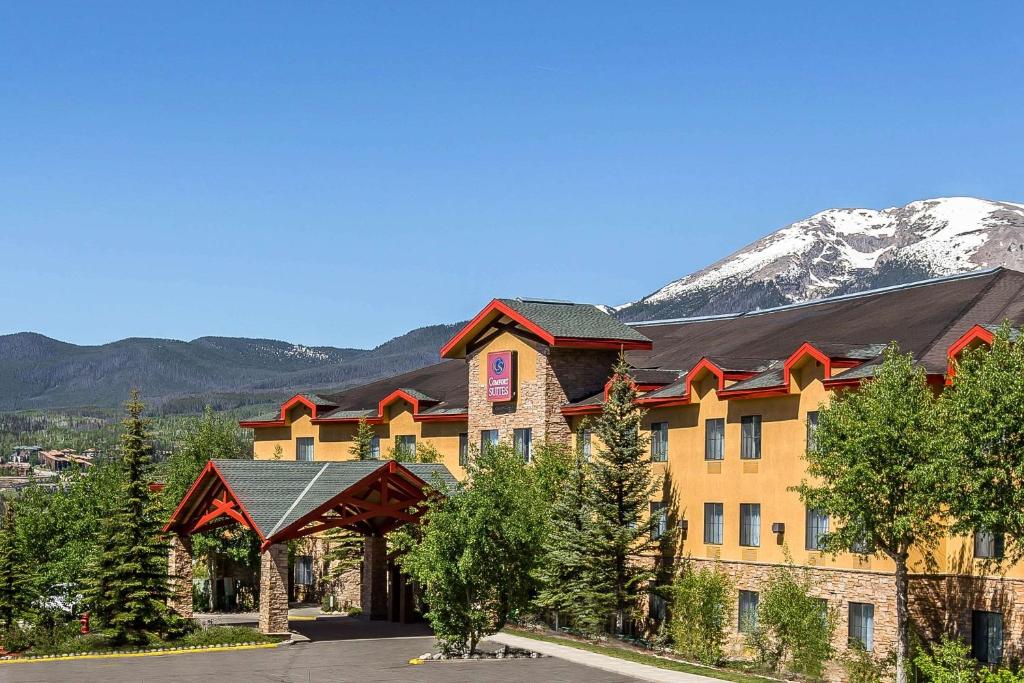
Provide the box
[1,633,645,683]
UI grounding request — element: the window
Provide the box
[578,428,592,461]
[395,435,416,458]
[806,411,820,452]
[296,437,314,462]
[705,418,724,460]
[514,428,532,462]
[849,602,875,651]
[974,529,1005,559]
[740,415,761,459]
[650,422,668,462]
[650,502,668,540]
[806,508,829,551]
[480,429,499,451]
[294,556,313,586]
[369,435,380,459]
[458,433,469,467]
[738,590,759,632]
[740,503,761,547]
[649,589,668,621]
[704,503,724,545]
[972,610,1003,664]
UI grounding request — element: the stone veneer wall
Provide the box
[687,557,1024,671]
[167,534,194,619]
[467,339,616,447]
[259,543,290,634]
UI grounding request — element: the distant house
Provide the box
[39,450,72,472]
[9,445,42,464]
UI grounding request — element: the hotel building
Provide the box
[242,267,1024,664]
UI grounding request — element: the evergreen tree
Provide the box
[0,503,30,629]
[534,433,593,631]
[349,418,376,460]
[87,390,170,645]
[583,354,660,634]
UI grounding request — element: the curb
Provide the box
[0,641,278,665]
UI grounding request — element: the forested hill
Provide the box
[0,324,462,412]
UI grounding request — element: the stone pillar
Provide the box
[259,543,290,634]
[167,534,194,619]
[361,535,388,620]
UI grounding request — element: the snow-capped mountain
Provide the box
[617,197,1024,322]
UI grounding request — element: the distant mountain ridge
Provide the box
[617,197,1024,321]
[0,324,462,412]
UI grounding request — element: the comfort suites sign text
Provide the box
[486,350,515,402]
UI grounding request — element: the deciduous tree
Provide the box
[795,346,946,683]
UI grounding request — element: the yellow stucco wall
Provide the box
[252,400,469,478]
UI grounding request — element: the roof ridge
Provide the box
[267,462,331,537]
[628,267,1006,328]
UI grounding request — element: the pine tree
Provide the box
[534,431,594,631]
[349,418,376,460]
[583,354,660,634]
[87,390,170,645]
[0,503,30,629]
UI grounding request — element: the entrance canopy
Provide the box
[164,459,456,549]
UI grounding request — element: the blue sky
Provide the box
[2,2,1022,348]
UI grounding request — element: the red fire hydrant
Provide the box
[80,612,90,634]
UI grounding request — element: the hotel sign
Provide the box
[486,350,516,402]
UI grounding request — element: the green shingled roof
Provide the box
[209,459,456,541]
[499,298,650,343]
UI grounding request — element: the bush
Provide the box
[843,643,893,683]
[178,625,273,646]
[0,623,32,653]
[346,605,362,617]
[669,562,732,665]
[746,562,835,678]
[914,637,977,683]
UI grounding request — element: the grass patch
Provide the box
[505,627,771,683]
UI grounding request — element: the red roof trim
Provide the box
[783,342,833,385]
[162,460,267,544]
[946,324,996,383]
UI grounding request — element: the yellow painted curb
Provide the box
[0,642,278,665]
[408,658,423,665]
[288,616,317,621]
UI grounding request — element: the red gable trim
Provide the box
[239,393,323,428]
[163,460,267,544]
[946,324,997,384]
[309,389,468,425]
[440,298,653,359]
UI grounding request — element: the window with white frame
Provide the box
[650,422,668,462]
[578,428,592,461]
[848,602,875,651]
[370,435,380,459]
[296,437,314,462]
[395,435,416,459]
[705,418,724,460]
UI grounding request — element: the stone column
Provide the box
[167,534,194,619]
[361,535,388,620]
[259,543,290,634]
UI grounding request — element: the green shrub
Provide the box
[914,637,977,683]
[347,605,362,617]
[746,563,835,678]
[178,625,274,646]
[0,623,32,653]
[843,643,893,683]
[980,669,1024,683]
[669,562,732,665]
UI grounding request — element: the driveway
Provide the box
[1,631,645,682]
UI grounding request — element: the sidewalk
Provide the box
[488,632,726,683]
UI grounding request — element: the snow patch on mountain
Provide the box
[618,197,1024,322]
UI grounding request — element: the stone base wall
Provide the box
[361,536,388,619]
[685,557,1024,677]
